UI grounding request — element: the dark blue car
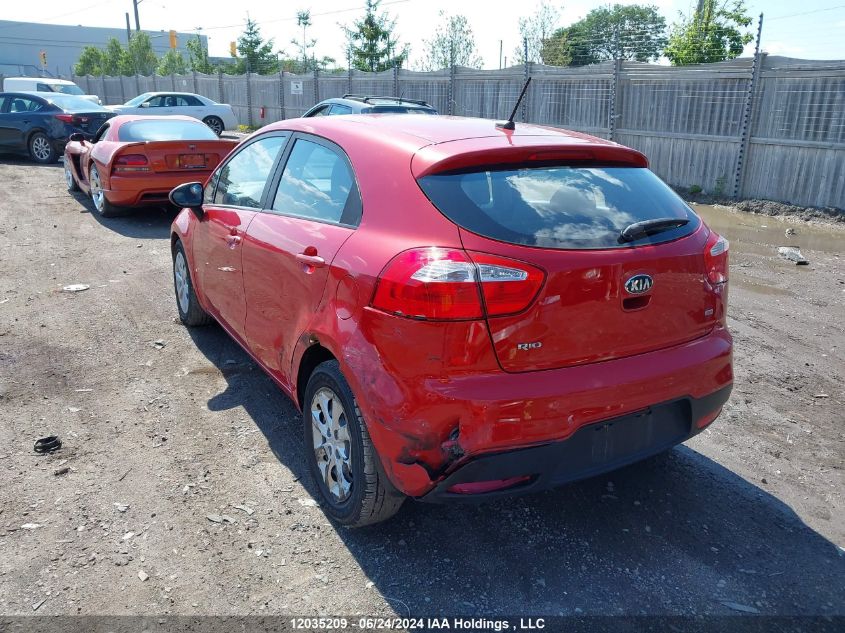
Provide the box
[0,92,115,164]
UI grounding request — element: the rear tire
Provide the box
[172,240,212,327]
[203,116,224,136]
[88,164,121,217]
[303,361,405,527]
[29,132,57,164]
[64,159,80,192]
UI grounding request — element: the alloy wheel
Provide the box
[31,136,51,161]
[64,162,74,189]
[89,167,104,212]
[310,387,353,503]
[174,251,190,315]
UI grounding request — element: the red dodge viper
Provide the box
[64,114,237,217]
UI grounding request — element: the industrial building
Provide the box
[0,20,207,78]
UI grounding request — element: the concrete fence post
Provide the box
[609,58,622,141]
[393,64,399,98]
[522,38,530,121]
[152,74,158,91]
[278,68,286,121]
[734,52,766,199]
[171,72,176,91]
[100,74,107,104]
[448,64,455,115]
[135,74,140,97]
[313,68,319,105]
[192,70,198,94]
[245,70,254,128]
[119,75,126,104]
[217,68,224,104]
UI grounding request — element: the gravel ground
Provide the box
[0,158,843,619]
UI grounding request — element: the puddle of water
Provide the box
[692,204,845,256]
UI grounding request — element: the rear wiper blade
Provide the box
[618,217,690,243]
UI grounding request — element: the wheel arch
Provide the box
[296,342,337,409]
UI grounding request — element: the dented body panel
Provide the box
[171,114,734,502]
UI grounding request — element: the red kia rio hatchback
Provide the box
[169,115,733,527]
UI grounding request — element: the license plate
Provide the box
[179,154,205,168]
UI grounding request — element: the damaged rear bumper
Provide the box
[419,384,731,502]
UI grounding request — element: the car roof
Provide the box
[260,114,647,175]
[108,114,204,126]
[138,91,205,98]
[5,77,74,84]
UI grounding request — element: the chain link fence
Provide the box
[64,55,845,209]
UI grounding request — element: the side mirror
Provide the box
[139,101,150,108]
[69,132,85,143]
[169,182,204,217]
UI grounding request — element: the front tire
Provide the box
[88,164,121,217]
[29,132,57,164]
[64,159,80,192]
[203,116,224,136]
[172,241,212,326]
[303,360,405,527]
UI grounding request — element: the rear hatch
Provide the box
[415,141,721,372]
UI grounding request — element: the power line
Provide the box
[768,4,845,21]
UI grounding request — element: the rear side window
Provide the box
[9,97,44,113]
[418,166,699,250]
[118,119,218,141]
[271,138,360,225]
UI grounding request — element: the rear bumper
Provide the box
[420,385,731,502]
[105,172,211,207]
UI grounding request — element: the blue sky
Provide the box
[2,0,844,67]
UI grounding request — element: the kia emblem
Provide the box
[625,274,653,294]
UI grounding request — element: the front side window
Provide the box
[419,166,699,250]
[329,104,353,115]
[212,135,288,208]
[271,138,359,225]
[307,105,330,117]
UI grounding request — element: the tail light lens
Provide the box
[371,247,544,321]
[704,230,729,285]
[54,114,75,123]
[113,154,150,173]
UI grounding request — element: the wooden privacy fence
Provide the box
[70,55,845,210]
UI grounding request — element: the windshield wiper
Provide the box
[618,217,690,243]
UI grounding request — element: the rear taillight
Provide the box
[371,247,544,321]
[54,114,74,123]
[704,231,729,285]
[113,154,150,173]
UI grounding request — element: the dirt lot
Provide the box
[0,157,843,619]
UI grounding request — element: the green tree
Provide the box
[545,4,667,66]
[187,35,214,74]
[343,0,408,72]
[665,0,753,65]
[102,38,132,75]
[128,32,158,75]
[233,16,278,74]
[419,11,482,71]
[157,49,188,75]
[74,46,106,75]
[515,0,561,65]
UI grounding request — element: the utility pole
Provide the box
[132,0,141,31]
[125,13,132,45]
[499,40,503,69]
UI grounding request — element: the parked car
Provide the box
[302,94,437,117]
[169,115,733,527]
[107,92,238,135]
[0,92,114,163]
[2,77,101,105]
[64,115,237,217]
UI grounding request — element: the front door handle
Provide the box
[296,252,326,267]
[226,235,242,248]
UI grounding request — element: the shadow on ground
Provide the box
[186,323,845,617]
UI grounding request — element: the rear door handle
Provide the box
[296,253,326,267]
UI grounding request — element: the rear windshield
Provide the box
[46,95,106,112]
[118,119,218,142]
[418,166,699,250]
